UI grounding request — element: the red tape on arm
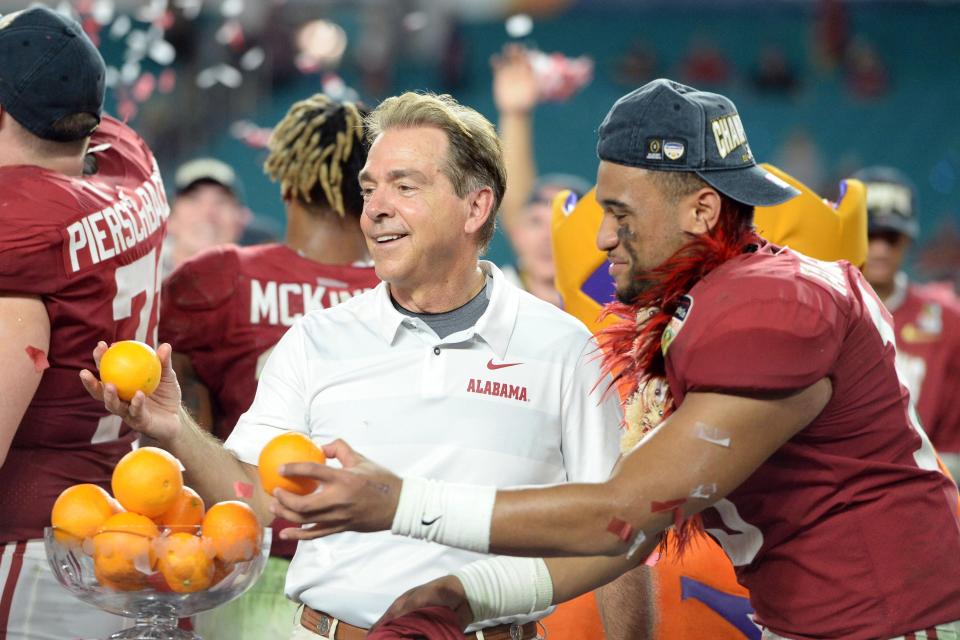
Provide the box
[25,346,50,373]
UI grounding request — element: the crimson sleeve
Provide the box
[666,276,844,395]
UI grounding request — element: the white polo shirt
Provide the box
[225,261,622,629]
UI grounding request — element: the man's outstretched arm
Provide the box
[80,342,271,522]
[271,378,831,560]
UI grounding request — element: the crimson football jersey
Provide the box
[160,243,378,440]
[889,281,960,456]
[0,116,168,543]
[663,246,960,639]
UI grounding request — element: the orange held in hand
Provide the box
[99,340,162,401]
[258,432,326,495]
[112,447,184,518]
[93,512,160,591]
[201,501,261,563]
[153,486,205,533]
[50,484,119,548]
[156,532,215,593]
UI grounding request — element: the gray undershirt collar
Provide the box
[392,277,492,339]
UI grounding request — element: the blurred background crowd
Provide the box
[8,0,959,291]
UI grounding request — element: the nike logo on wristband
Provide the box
[486,359,522,370]
[421,515,443,526]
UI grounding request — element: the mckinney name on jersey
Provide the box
[250,278,372,326]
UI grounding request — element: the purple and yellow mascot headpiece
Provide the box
[551,164,867,334]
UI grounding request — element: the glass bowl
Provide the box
[44,525,271,640]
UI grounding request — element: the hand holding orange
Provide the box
[258,432,326,495]
[98,340,161,401]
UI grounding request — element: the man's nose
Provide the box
[596,216,619,252]
[363,187,392,220]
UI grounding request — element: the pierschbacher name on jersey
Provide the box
[466,378,529,402]
[250,279,371,326]
[64,164,169,273]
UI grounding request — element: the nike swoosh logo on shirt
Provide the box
[421,515,442,526]
[487,359,522,370]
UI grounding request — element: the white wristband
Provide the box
[391,477,496,553]
[453,556,554,623]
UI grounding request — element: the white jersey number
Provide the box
[113,248,161,343]
[91,247,161,445]
[705,499,765,566]
[856,279,939,472]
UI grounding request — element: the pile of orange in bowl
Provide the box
[50,447,261,593]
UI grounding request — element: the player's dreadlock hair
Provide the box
[264,94,369,218]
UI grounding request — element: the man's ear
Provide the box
[681,186,723,234]
[464,186,496,236]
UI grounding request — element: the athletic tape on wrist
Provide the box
[391,476,496,553]
[454,557,554,622]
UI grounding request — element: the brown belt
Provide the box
[300,606,539,639]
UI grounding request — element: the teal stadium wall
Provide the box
[188,3,960,268]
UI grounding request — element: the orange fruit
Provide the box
[99,340,162,401]
[111,447,184,518]
[93,512,160,591]
[156,532,215,593]
[258,432,326,495]
[154,486,205,533]
[201,501,261,563]
[50,484,117,548]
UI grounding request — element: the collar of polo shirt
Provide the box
[368,261,519,360]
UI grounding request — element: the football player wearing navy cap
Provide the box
[273,80,960,640]
[0,7,168,638]
[858,166,960,479]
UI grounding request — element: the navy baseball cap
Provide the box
[0,7,105,142]
[597,79,800,207]
[852,166,918,239]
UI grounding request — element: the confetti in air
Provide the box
[505,14,533,38]
[230,120,274,149]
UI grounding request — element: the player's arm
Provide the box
[171,352,214,432]
[272,378,831,559]
[492,44,539,235]
[374,548,654,630]
[484,380,831,557]
[0,295,50,467]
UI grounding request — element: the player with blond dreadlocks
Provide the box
[158,94,380,640]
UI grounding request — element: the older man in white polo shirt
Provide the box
[81,91,621,640]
